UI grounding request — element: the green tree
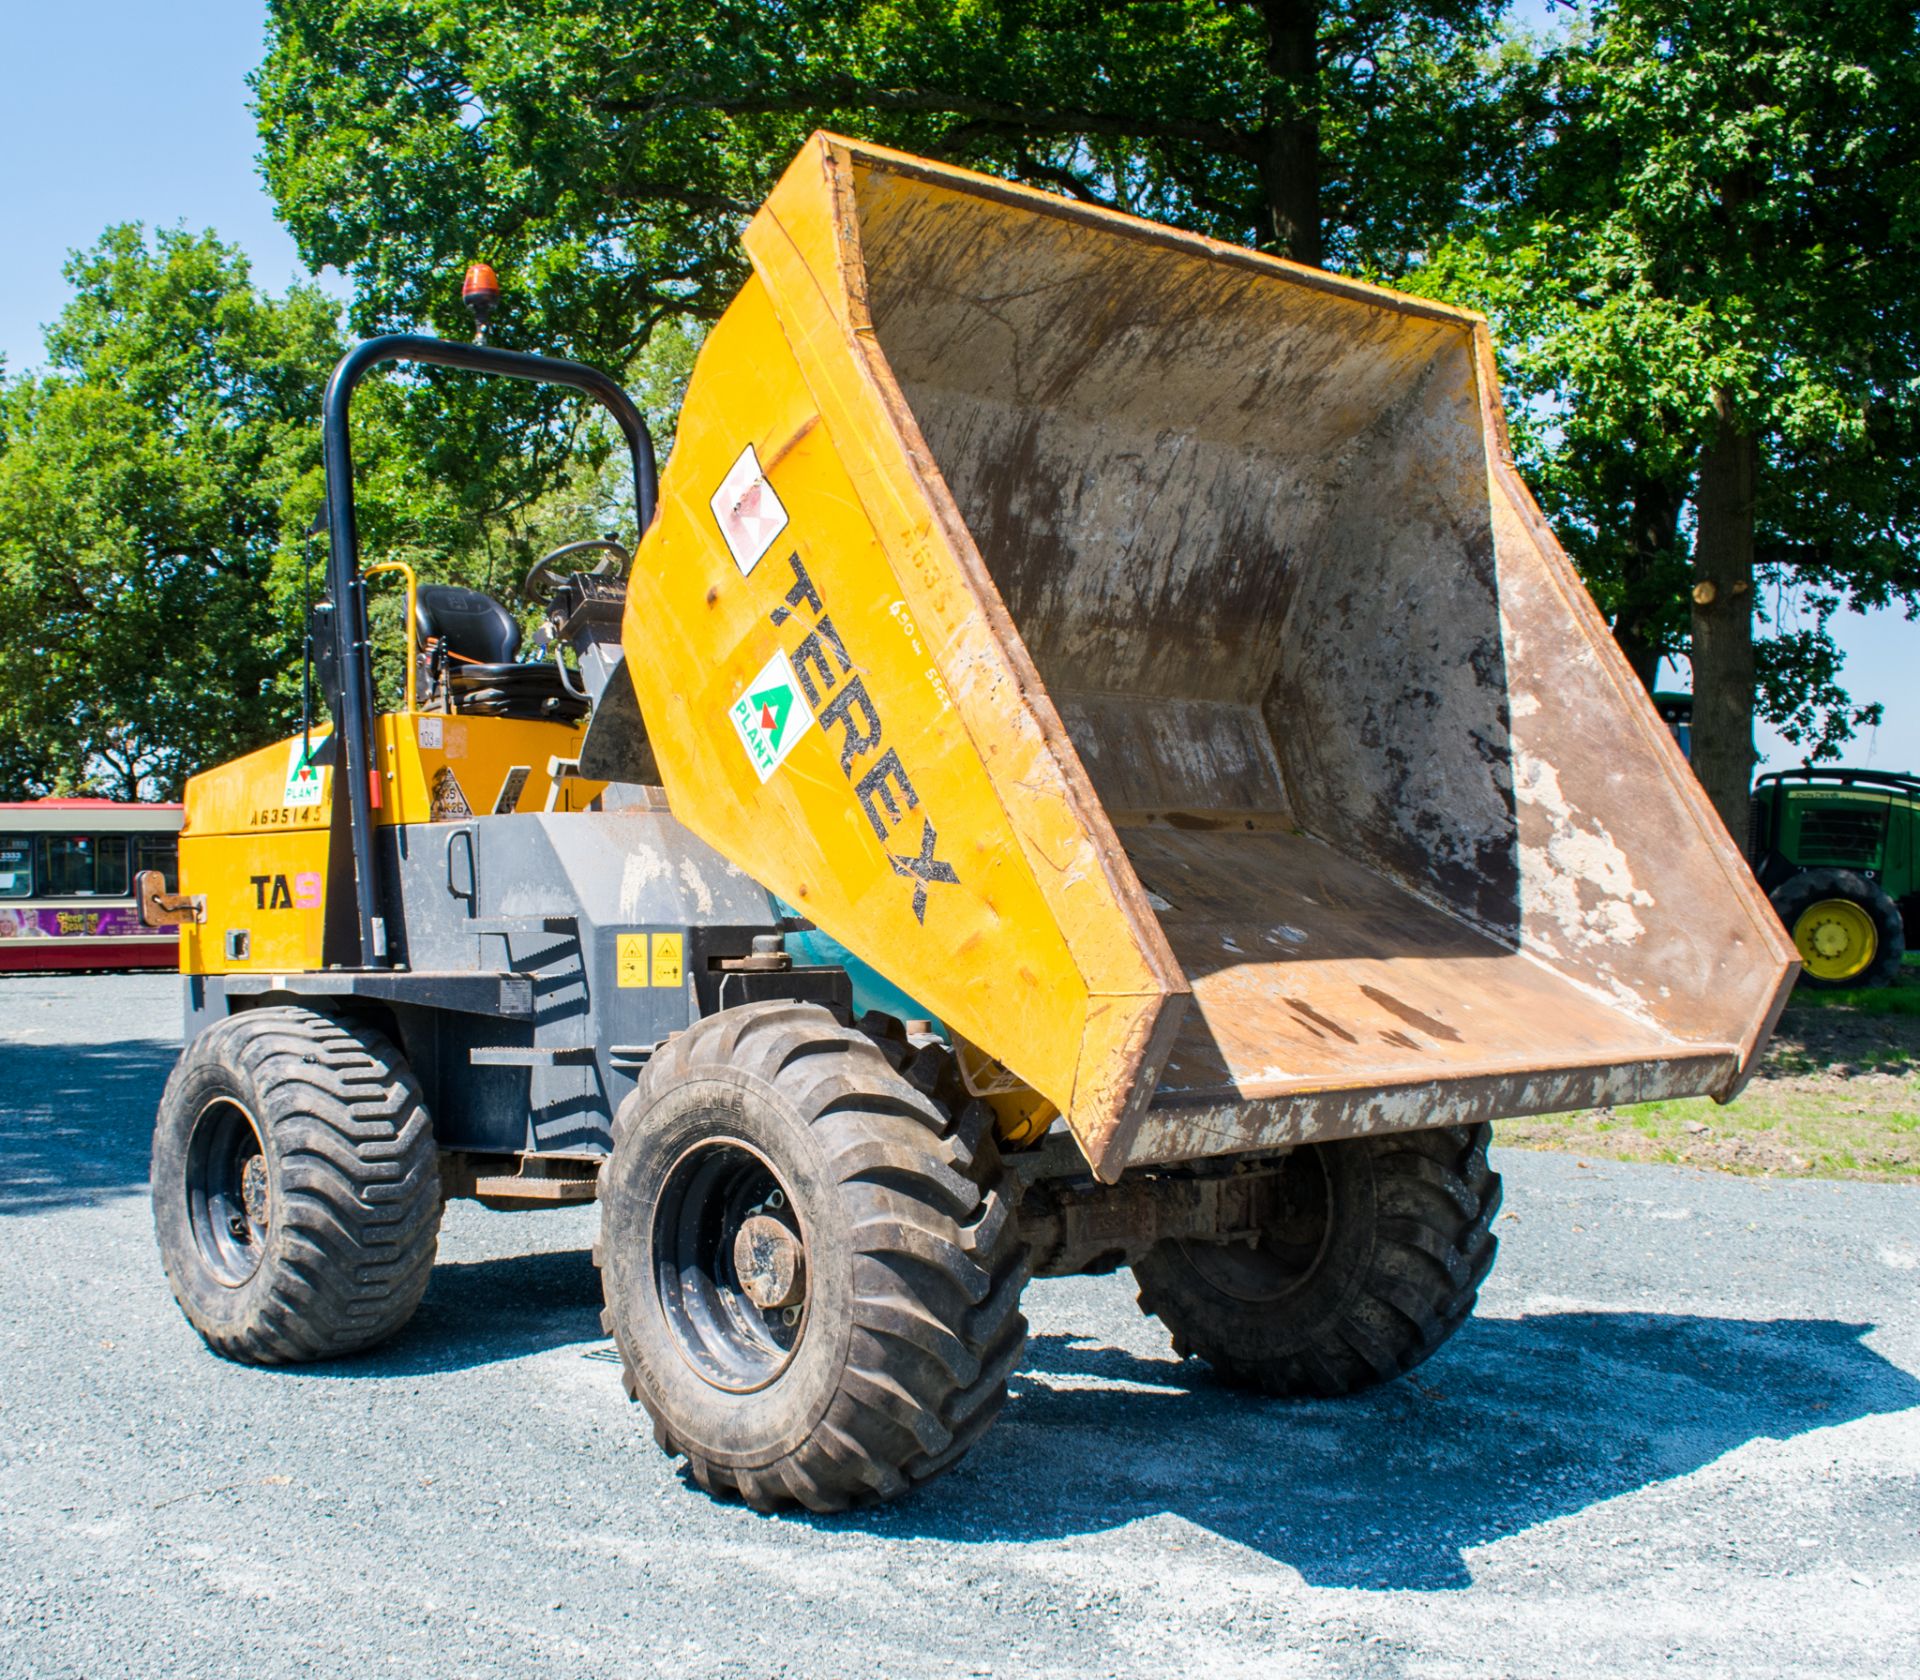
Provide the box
[0,227,343,798]
[254,0,1517,357]
[252,2,1528,701]
[1406,1,1920,833]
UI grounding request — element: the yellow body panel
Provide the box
[178,711,594,975]
[622,132,1796,1179]
[624,143,1189,1167]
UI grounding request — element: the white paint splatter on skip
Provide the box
[1515,751,1655,949]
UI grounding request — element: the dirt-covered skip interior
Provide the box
[846,159,1780,1155]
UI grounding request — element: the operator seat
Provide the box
[414,583,588,723]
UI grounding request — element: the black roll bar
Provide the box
[320,334,659,968]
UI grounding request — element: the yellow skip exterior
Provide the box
[623,135,1193,1171]
[167,130,1795,1190]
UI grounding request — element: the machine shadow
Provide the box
[318,1247,608,1377]
[0,1033,180,1215]
[829,1311,1920,1590]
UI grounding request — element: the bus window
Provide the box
[135,833,179,893]
[36,833,132,897]
[0,836,30,897]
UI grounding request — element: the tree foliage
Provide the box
[255,0,1517,353]
[10,0,1907,816]
[1404,0,1920,824]
[245,0,1535,722]
[0,224,689,798]
[0,228,342,798]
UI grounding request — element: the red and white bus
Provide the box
[0,798,183,972]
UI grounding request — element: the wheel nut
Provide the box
[733,1214,805,1310]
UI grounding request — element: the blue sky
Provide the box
[0,2,335,372]
[1,0,1911,772]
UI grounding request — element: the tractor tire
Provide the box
[1769,867,1905,989]
[1133,1124,1501,1397]
[151,1006,441,1364]
[596,1002,1028,1512]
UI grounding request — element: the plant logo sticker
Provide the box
[284,737,327,808]
[710,443,789,577]
[729,649,815,782]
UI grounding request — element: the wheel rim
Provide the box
[185,1097,271,1287]
[1793,898,1878,982]
[653,1139,808,1394]
[1179,1148,1333,1303]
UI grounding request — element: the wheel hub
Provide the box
[1182,1147,1333,1303]
[240,1154,271,1231]
[185,1098,271,1287]
[733,1213,805,1309]
[1792,897,1877,982]
[653,1140,809,1392]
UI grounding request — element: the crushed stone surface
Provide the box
[2,975,1916,1679]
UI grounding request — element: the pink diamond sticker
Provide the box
[710,444,790,577]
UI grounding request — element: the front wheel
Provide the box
[1770,867,1905,988]
[1134,1124,1501,1397]
[151,1006,441,1364]
[596,1004,1028,1512]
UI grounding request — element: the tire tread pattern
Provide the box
[153,1007,441,1365]
[1135,1123,1501,1397]
[599,1003,1028,1513]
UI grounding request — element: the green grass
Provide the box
[1504,1089,1920,1181]
[1503,986,1920,1180]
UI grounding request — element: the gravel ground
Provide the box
[2,974,1917,1680]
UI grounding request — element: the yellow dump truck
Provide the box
[143,134,1796,1512]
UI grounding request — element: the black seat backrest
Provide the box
[415,584,522,666]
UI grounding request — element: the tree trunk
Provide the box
[1612,475,1684,693]
[1257,0,1322,266]
[1689,403,1758,839]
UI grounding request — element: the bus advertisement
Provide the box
[0,799,183,972]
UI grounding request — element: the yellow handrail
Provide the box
[363,561,419,714]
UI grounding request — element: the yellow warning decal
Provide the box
[617,931,684,988]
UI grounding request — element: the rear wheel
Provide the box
[1771,867,1905,988]
[1133,1124,1501,1397]
[151,1007,441,1363]
[596,1003,1028,1511]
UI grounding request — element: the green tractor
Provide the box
[1749,768,1919,987]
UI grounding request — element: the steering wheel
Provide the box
[521,536,631,602]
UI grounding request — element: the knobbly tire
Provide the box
[596,1002,1029,1512]
[1133,1124,1501,1397]
[1769,866,1906,989]
[151,1006,441,1364]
